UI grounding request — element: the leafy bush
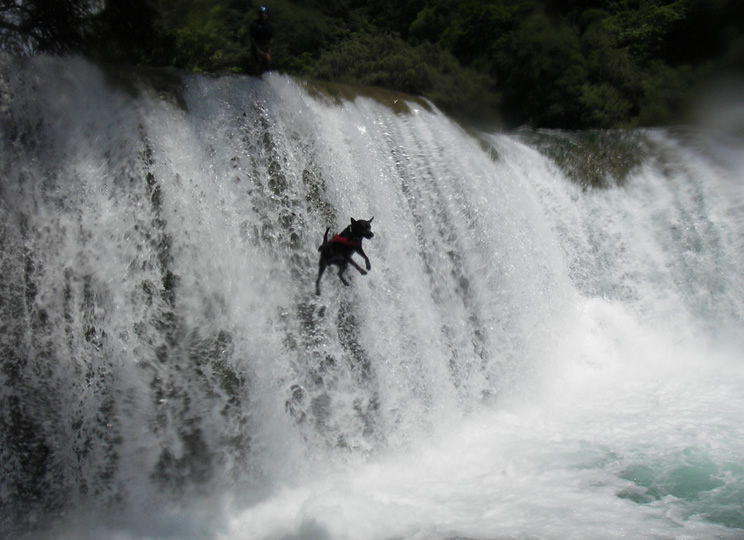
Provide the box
[306,31,498,124]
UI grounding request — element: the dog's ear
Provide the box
[369,217,374,222]
[351,217,357,225]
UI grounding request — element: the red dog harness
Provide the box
[332,235,360,247]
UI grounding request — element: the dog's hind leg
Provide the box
[337,265,351,286]
[316,261,327,295]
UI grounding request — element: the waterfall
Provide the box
[1,54,742,540]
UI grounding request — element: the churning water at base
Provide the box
[1,54,742,540]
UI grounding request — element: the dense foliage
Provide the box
[0,0,94,54]
[2,0,742,128]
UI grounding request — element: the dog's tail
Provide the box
[318,227,331,251]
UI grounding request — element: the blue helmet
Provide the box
[258,5,268,14]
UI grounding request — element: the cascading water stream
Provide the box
[1,54,742,540]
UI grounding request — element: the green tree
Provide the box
[614,0,689,63]
[2,0,741,129]
[88,0,165,64]
[409,0,516,66]
[495,12,588,127]
[0,0,93,54]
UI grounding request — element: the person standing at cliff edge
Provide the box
[250,5,273,75]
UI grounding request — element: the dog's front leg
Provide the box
[358,248,371,271]
[346,255,367,276]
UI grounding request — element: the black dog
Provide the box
[316,217,374,295]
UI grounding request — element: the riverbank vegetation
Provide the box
[2,0,742,128]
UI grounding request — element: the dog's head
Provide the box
[350,217,374,240]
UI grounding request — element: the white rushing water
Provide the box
[1,55,743,540]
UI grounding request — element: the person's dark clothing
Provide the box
[250,18,273,74]
[250,20,273,48]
